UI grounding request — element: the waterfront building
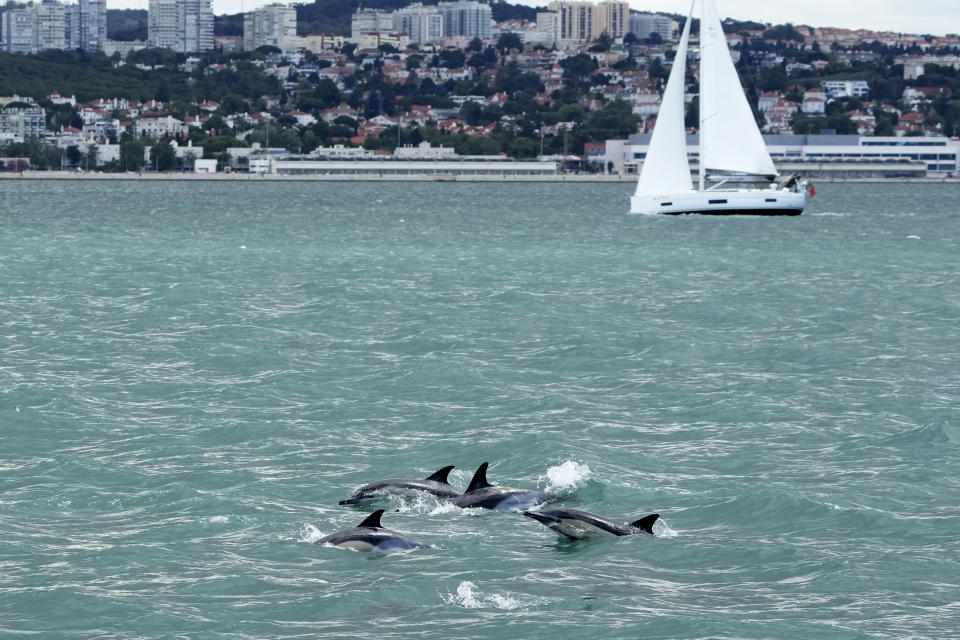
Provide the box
[148,0,214,53]
[629,13,675,42]
[263,157,557,177]
[134,115,185,139]
[0,103,46,144]
[605,133,960,179]
[438,1,492,40]
[351,9,394,38]
[392,3,444,44]
[243,3,297,51]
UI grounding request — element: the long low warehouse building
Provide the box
[257,158,558,176]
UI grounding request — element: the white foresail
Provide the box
[634,5,694,197]
[698,0,777,179]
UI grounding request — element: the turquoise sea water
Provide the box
[1,180,958,639]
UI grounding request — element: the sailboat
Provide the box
[630,0,807,216]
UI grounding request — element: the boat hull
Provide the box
[630,189,806,216]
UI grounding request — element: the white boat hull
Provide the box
[630,189,806,216]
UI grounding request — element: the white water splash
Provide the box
[208,515,229,524]
[653,519,678,538]
[443,581,525,610]
[540,460,592,495]
[298,524,325,543]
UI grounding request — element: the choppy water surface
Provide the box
[1,181,958,639]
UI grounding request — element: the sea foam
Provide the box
[443,581,526,610]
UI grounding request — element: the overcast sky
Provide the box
[108,1,960,37]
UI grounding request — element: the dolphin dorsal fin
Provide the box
[357,509,385,529]
[630,514,660,534]
[465,462,492,493]
[424,465,455,484]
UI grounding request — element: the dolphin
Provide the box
[523,508,660,540]
[316,509,423,552]
[338,465,458,505]
[452,462,547,512]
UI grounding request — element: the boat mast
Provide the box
[697,0,706,192]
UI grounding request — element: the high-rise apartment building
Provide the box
[548,1,592,42]
[351,9,394,38]
[0,0,105,54]
[393,3,444,44]
[535,11,560,47]
[2,5,35,53]
[34,1,67,51]
[69,0,107,52]
[629,14,676,42]
[149,0,214,53]
[594,1,628,39]
[547,1,629,42]
[438,1,492,40]
[244,3,297,51]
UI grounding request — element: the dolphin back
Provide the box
[629,514,660,535]
[424,465,455,484]
[464,462,492,493]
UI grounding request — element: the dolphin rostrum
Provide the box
[339,465,459,505]
[523,508,660,540]
[452,462,546,512]
[316,509,423,552]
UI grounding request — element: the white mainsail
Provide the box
[698,0,777,181]
[633,4,693,197]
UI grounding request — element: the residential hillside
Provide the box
[2,3,959,174]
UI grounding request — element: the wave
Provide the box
[442,581,535,610]
[297,524,326,544]
[540,460,593,498]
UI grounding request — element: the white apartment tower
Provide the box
[535,11,560,47]
[69,0,107,52]
[1,0,105,53]
[149,0,214,53]
[393,3,444,44]
[629,14,676,42]
[244,3,297,51]
[351,9,394,38]
[438,1,492,40]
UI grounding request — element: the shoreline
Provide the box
[1,171,958,184]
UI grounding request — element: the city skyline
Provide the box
[176,1,960,38]
[7,0,960,37]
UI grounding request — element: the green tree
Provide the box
[583,99,638,140]
[66,145,83,166]
[496,32,523,53]
[119,137,145,171]
[149,139,177,171]
[460,101,485,126]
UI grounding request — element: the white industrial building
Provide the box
[605,133,960,179]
